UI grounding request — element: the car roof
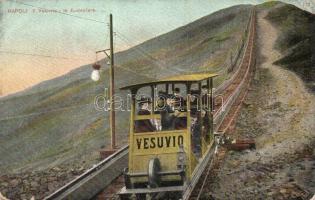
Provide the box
[120,72,218,90]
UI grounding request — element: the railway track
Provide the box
[96,8,257,200]
[45,8,257,200]
[190,8,257,200]
[44,145,128,200]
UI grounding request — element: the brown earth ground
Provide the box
[202,7,315,200]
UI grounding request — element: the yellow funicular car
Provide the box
[119,72,218,199]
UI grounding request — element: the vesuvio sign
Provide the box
[135,135,184,150]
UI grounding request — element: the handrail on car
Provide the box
[134,112,187,120]
[133,129,186,135]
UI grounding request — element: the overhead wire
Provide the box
[113,9,210,75]
[115,31,189,77]
[6,0,106,24]
[5,0,178,66]
[2,0,198,96]
[2,0,112,87]
[0,1,198,131]
[5,0,109,58]
[115,32,170,70]
[5,1,106,55]
[96,27,154,80]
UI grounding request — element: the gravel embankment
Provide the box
[201,7,315,200]
[0,164,89,200]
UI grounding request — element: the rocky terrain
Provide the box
[201,2,315,200]
[0,164,88,200]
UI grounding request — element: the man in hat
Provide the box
[201,85,211,137]
[201,85,210,109]
[189,89,202,157]
[156,94,181,131]
[173,88,187,129]
[173,87,185,111]
[189,89,199,116]
[134,97,156,133]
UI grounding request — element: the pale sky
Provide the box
[0,0,314,96]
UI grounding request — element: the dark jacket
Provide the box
[174,95,186,111]
[160,105,177,131]
[134,109,156,133]
[190,98,198,117]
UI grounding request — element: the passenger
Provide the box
[189,90,202,157]
[201,86,211,136]
[172,88,187,129]
[155,91,167,113]
[153,92,167,131]
[201,85,210,109]
[203,114,212,144]
[134,98,156,133]
[173,87,185,111]
[154,92,166,130]
[189,90,199,116]
[191,114,201,157]
[174,115,187,130]
[158,95,180,131]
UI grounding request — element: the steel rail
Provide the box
[184,8,256,200]
[44,145,128,200]
[182,145,216,200]
[215,9,253,95]
[217,13,256,134]
[213,9,255,131]
[46,8,256,200]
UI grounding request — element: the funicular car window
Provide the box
[134,86,187,133]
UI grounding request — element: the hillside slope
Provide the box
[0,5,252,174]
[267,2,315,91]
[205,2,315,199]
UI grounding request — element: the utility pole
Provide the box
[109,14,116,150]
[92,14,117,158]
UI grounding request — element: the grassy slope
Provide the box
[264,1,315,91]
[0,5,252,174]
